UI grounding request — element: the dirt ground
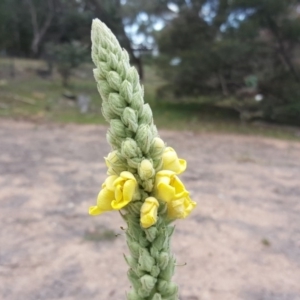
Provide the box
[0,119,300,300]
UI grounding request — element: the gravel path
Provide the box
[0,120,300,300]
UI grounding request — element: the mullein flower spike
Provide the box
[89,18,196,299]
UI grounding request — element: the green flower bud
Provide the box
[121,138,141,159]
[126,66,139,89]
[138,159,155,180]
[106,70,122,90]
[127,157,142,169]
[139,248,155,272]
[150,246,160,260]
[153,158,163,172]
[139,104,153,125]
[97,80,112,101]
[158,252,169,270]
[108,93,127,115]
[101,101,118,121]
[151,293,162,300]
[122,49,130,64]
[120,80,133,103]
[151,124,158,137]
[127,290,143,300]
[142,179,154,193]
[105,150,127,175]
[136,124,153,154]
[159,257,176,281]
[137,287,150,298]
[93,68,104,81]
[138,234,149,248]
[124,254,137,269]
[140,275,156,292]
[98,61,111,76]
[98,47,108,61]
[153,228,168,251]
[107,52,118,70]
[167,225,175,237]
[110,119,127,138]
[122,107,138,132]
[144,226,158,242]
[128,269,141,291]
[127,201,143,215]
[150,265,160,278]
[131,90,144,114]
[149,137,165,160]
[127,239,142,259]
[117,61,127,79]
[106,130,121,149]
[157,281,178,297]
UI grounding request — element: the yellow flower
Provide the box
[140,197,159,228]
[155,170,196,219]
[167,194,196,219]
[89,171,137,215]
[89,175,118,215]
[111,171,137,209]
[162,147,186,174]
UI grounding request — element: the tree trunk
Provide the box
[25,0,54,56]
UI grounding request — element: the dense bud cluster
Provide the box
[90,19,195,300]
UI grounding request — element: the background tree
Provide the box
[156,0,300,125]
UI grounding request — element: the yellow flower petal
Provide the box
[120,171,136,180]
[140,197,159,228]
[123,179,136,203]
[96,188,114,211]
[103,175,118,191]
[89,187,114,216]
[162,147,187,174]
[167,195,197,219]
[89,205,102,215]
[156,182,175,202]
[111,172,137,210]
[155,170,187,202]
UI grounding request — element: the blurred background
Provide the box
[0,0,300,135]
[1,1,300,300]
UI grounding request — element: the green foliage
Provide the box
[156,0,300,125]
[46,41,88,87]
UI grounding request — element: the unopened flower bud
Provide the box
[139,104,153,125]
[158,252,169,270]
[139,248,155,272]
[122,107,138,132]
[140,197,159,228]
[149,137,165,159]
[140,275,156,293]
[117,61,127,79]
[127,290,142,300]
[108,93,127,115]
[107,52,118,70]
[120,80,133,103]
[126,66,139,89]
[98,61,110,75]
[151,293,162,300]
[110,119,127,138]
[122,49,130,64]
[127,157,142,169]
[106,70,122,90]
[97,80,111,101]
[121,138,141,158]
[136,124,153,154]
[101,101,118,121]
[131,90,144,114]
[138,159,155,180]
